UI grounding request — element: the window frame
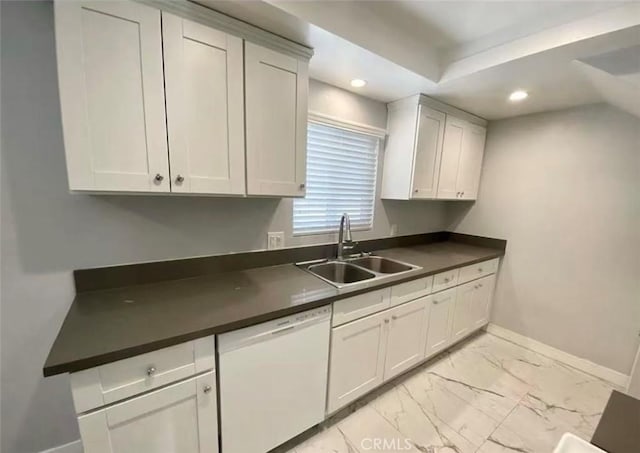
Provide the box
[292,112,387,237]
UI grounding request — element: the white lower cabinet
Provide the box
[470,274,496,329]
[78,371,218,453]
[451,281,476,342]
[425,288,456,358]
[327,311,388,414]
[383,297,429,380]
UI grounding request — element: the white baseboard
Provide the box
[39,440,82,453]
[485,323,629,388]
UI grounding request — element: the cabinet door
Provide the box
[163,13,245,195]
[470,274,496,329]
[436,117,465,199]
[425,288,456,358]
[457,123,486,200]
[384,298,429,380]
[451,281,476,343]
[78,372,218,453]
[54,1,169,192]
[410,106,446,199]
[327,311,388,414]
[245,42,308,197]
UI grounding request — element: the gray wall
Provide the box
[0,2,448,452]
[449,104,640,374]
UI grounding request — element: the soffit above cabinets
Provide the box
[199,0,640,120]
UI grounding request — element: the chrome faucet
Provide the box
[337,213,355,260]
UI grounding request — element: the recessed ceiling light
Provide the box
[509,90,528,102]
[350,79,367,88]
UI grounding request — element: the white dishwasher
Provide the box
[219,305,331,453]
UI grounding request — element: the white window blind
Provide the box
[293,121,379,235]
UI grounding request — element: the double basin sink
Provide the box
[299,255,421,288]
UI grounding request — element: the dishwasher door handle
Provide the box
[270,325,296,336]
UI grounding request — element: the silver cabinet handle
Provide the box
[478,268,483,272]
[479,284,483,288]
[299,183,306,189]
[175,175,184,184]
[433,300,439,305]
[414,189,419,193]
[146,366,156,376]
[203,385,212,394]
[392,315,398,320]
[153,174,164,183]
[444,278,450,283]
[384,319,390,324]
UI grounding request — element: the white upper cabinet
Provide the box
[55,1,311,197]
[245,42,308,197]
[457,122,487,200]
[437,116,487,200]
[55,1,170,192]
[382,95,487,201]
[381,103,446,199]
[162,13,245,195]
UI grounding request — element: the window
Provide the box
[293,119,381,235]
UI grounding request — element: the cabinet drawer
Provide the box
[432,269,459,293]
[332,288,391,327]
[458,258,499,284]
[390,276,433,307]
[70,336,216,413]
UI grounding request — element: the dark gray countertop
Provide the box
[591,390,640,453]
[43,241,504,377]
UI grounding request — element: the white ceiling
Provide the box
[200,1,640,119]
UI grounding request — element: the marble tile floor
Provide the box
[281,331,619,453]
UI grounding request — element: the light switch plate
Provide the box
[267,232,285,250]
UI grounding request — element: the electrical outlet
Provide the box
[390,224,398,236]
[267,232,285,250]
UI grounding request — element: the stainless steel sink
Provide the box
[299,254,421,289]
[347,256,414,274]
[306,261,376,287]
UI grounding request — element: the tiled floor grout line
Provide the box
[474,392,531,453]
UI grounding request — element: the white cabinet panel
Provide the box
[437,117,486,200]
[78,372,218,453]
[332,288,391,326]
[327,311,388,414]
[384,298,429,380]
[432,268,459,293]
[437,117,465,199]
[425,288,456,358]
[470,274,496,329]
[458,123,487,200]
[390,276,433,307]
[411,106,446,199]
[163,13,245,195]
[245,42,308,197]
[55,1,169,192]
[70,336,215,413]
[458,258,499,284]
[452,281,475,342]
